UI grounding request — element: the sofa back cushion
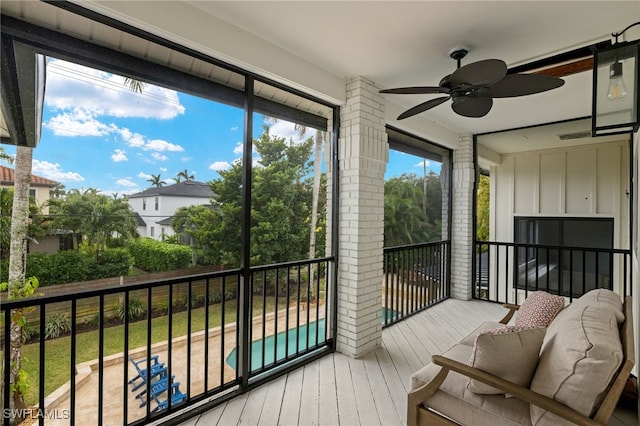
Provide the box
[529,290,623,425]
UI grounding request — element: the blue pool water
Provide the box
[226,308,398,371]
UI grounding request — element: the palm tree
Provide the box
[49,182,66,199]
[0,147,14,164]
[5,145,33,416]
[147,173,164,188]
[176,169,194,182]
[123,77,146,94]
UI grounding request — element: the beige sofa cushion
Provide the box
[529,293,623,425]
[411,344,532,426]
[468,326,546,394]
[458,321,504,346]
[568,288,624,324]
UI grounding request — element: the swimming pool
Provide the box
[226,308,399,371]
[226,318,326,371]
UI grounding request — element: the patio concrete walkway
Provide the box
[32,304,323,426]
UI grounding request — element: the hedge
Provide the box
[0,248,133,286]
[128,238,192,272]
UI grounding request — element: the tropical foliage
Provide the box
[172,129,326,267]
[476,174,490,241]
[48,189,138,257]
[384,172,443,247]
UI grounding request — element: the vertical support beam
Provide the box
[238,77,254,388]
[451,134,475,300]
[336,77,387,357]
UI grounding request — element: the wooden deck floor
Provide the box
[173,298,638,426]
[174,299,494,426]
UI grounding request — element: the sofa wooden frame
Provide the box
[407,296,635,426]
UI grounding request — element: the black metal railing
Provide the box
[474,241,632,304]
[0,257,334,426]
[382,241,450,327]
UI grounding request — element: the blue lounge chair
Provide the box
[128,355,167,392]
[151,382,188,413]
[135,375,176,407]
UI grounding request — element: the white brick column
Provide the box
[451,134,475,300]
[336,77,387,357]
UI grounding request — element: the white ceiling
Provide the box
[186,1,640,138]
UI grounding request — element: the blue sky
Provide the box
[0,59,440,194]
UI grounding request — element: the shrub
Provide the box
[182,293,202,308]
[44,313,71,340]
[209,291,222,304]
[1,249,135,287]
[114,298,146,322]
[128,238,192,272]
[22,324,39,343]
[157,300,169,314]
[93,249,133,278]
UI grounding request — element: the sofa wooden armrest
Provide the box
[407,295,634,426]
[498,303,519,324]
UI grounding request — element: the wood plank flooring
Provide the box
[173,298,638,426]
[173,299,504,426]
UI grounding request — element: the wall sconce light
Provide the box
[592,22,639,137]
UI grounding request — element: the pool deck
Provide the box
[37,303,324,426]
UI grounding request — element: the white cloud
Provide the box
[137,172,152,180]
[160,167,168,172]
[119,128,146,148]
[111,149,128,162]
[233,142,243,155]
[209,161,231,171]
[144,139,184,152]
[151,152,168,161]
[413,160,431,168]
[45,59,185,120]
[116,178,137,188]
[230,126,239,131]
[32,160,84,182]
[44,111,185,158]
[268,120,311,143]
[45,110,115,137]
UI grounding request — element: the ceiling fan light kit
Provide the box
[380,47,565,120]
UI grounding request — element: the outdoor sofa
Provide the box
[407,289,635,425]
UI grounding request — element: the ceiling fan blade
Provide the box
[487,74,565,98]
[449,59,507,86]
[397,96,450,120]
[451,96,493,118]
[380,86,449,95]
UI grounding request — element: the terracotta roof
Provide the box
[0,165,58,187]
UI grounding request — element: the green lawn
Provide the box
[18,297,279,406]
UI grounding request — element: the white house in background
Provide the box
[127,181,214,241]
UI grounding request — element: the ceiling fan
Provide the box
[380,47,565,120]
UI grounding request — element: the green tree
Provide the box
[384,172,442,247]
[147,173,164,188]
[176,169,194,182]
[0,146,14,164]
[49,182,66,199]
[49,190,138,258]
[173,129,322,267]
[476,174,490,241]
